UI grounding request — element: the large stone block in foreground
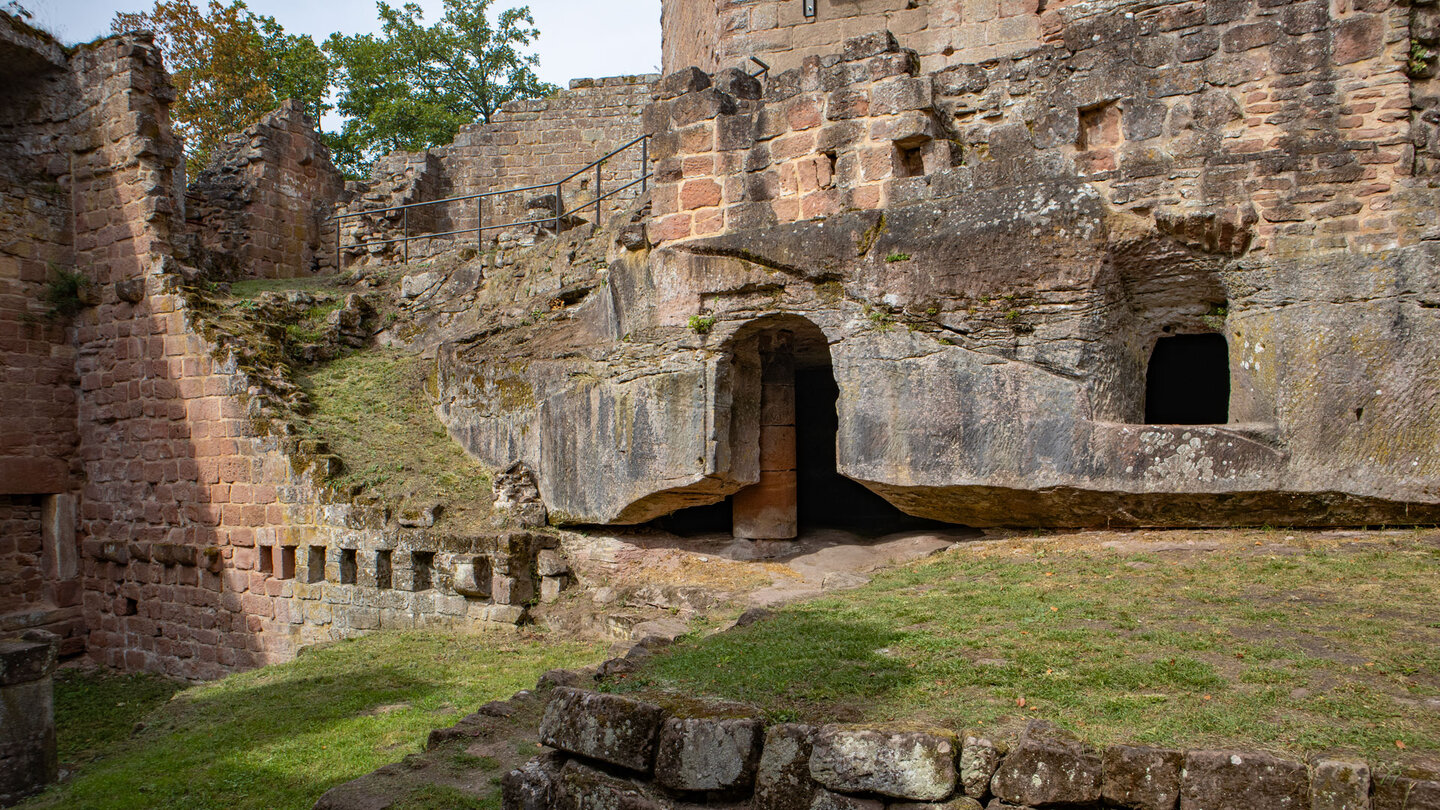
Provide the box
[538,687,665,773]
[0,634,59,807]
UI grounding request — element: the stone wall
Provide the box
[661,0,1091,77]
[339,75,657,263]
[439,0,1440,529]
[0,15,562,679]
[508,685,1437,810]
[185,99,345,279]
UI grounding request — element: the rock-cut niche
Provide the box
[658,315,944,539]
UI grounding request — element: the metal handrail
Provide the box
[331,133,651,268]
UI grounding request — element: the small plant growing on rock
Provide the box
[688,314,716,334]
[42,266,93,320]
[866,307,896,331]
[885,252,912,263]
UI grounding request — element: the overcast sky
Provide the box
[23,0,662,88]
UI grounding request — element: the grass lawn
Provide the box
[617,529,1440,768]
[24,630,605,810]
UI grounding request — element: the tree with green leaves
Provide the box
[325,0,557,177]
[112,1,329,173]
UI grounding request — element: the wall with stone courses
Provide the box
[513,685,1435,810]
[663,0,722,74]
[0,30,80,499]
[648,0,1429,259]
[662,0,1091,78]
[433,75,657,236]
[185,100,345,279]
[337,76,657,262]
[0,23,554,678]
[0,498,44,618]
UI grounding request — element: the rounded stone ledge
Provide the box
[809,724,960,802]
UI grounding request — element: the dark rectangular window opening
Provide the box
[258,545,274,575]
[412,551,435,591]
[376,550,393,590]
[340,549,357,585]
[279,546,297,580]
[895,143,925,178]
[307,546,326,583]
[1145,333,1230,425]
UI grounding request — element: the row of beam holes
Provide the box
[255,545,434,591]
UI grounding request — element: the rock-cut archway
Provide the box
[660,315,937,540]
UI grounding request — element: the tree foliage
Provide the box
[325,0,557,176]
[111,0,555,179]
[112,1,329,173]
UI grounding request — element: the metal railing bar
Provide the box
[332,133,652,268]
[558,173,651,217]
[554,134,650,185]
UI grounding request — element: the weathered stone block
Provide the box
[990,723,1101,807]
[1309,757,1370,810]
[1102,744,1183,810]
[538,688,665,773]
[501,751,565,810]
[755,723,820,810]
[1178,750,1308,810]
[1373,771,1440,810]
[810,725,959,801]
[0,635,58,806]
[960,733,1007,799]
[653,709,764,792]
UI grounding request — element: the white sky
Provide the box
[24,0,663,88]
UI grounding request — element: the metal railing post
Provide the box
[594,160,602,234]
[336,215,343,272]
[403,207,409,265]
[554,182,562,234]
[641,135,648,193]
[477,196,483,252]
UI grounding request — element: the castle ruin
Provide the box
[0,0,1438,683]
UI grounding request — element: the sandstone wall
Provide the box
[186,100,345,279]
[0,18,558,678]
[663,0,722,74]
[662,0,1090,77]
[0,19,88,650]
[511,685,1434,810]
[340,76,657,262]
[441,0,1440,528]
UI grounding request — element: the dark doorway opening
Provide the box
[657,318,951,537]
[794,367,949,535]
[1144,333,1230,425]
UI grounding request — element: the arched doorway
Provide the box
[658,315,947,539]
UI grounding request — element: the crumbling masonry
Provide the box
[2,0,1440,681]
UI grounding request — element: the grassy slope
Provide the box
[619,530,1440,765]
[24,631,604,810]
[300,349,494,530]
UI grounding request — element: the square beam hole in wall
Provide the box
[376,550,393,590]
[412,551,435,591]
[340,549,357,585]
[307,546,326,584]
[1145,333,1230,425]
[1078,102,1123,150]
[279,546,296,580]
[258,545,274,575]
[894,142,925,178]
